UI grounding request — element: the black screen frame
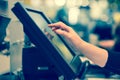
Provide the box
[12,2,82,79]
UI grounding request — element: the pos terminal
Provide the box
[12,2,89,80]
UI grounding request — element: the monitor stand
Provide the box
[22,47,61,80]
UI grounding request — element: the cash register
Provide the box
[12,2,89,80]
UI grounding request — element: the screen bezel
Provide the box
[12,2,82,79]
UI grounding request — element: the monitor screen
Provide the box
[27,9,73,66]
[12,2,82,79]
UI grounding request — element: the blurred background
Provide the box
[8,0,120,45]
[0,0,120,80]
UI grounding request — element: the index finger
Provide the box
[48,22,69,31]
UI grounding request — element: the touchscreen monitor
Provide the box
[12,2,82,79]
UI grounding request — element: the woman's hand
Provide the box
[48,22,83,55]
[48,22,80,41]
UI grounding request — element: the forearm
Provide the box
[70,37,108,67]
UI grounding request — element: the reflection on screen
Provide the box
[27,11,74,66]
